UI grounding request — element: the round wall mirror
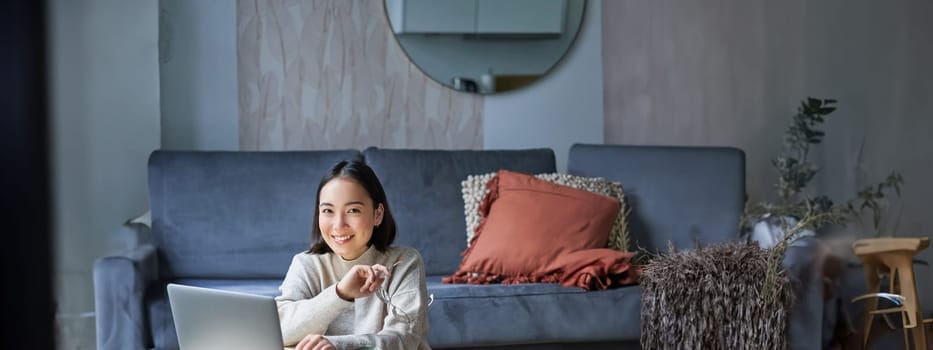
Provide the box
[384,0,586,94]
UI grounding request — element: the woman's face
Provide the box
[317,178,383,260]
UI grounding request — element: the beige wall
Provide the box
[237,0,482,150]
[601,0,933,242]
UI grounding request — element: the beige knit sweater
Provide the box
[276,245,431,350]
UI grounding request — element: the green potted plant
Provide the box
[742,97,848,251]
[741,97,905,304]
[742,97,906,247]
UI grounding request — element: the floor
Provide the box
[53,295,928,350]
[56,313,96,350]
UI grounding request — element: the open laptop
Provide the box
[167,283,284,350]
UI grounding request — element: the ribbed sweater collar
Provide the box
[332,245,382,276]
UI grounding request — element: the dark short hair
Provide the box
[308,160,396,254]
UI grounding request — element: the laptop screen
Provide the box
[167,283,285,350]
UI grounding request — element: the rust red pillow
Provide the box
[444,170,620,284]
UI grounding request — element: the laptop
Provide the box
[167,283,285,350]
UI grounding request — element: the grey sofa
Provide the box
[94,144,830,349]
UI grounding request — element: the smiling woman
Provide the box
[384,0,586,94]
[276,159,431,350]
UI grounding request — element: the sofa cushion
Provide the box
[567,144,745,254]
[462,172,631,252]
[447,170,619,283]
[149,277,642,349]
[425,276,643,347]
[363,148,556,276]
[148,150,362,279]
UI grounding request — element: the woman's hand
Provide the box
[295,334,334,350]
[336,264,391,301]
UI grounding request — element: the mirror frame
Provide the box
[383,0,587,95]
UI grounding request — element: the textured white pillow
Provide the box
[462,172,631,252]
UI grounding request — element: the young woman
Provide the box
[276,160,431,350]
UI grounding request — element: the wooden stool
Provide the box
[851,237,930,350]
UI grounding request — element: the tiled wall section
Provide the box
[237,0,482,150]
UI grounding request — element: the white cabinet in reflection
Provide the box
[388,0,475,34]
[476,0,564,34]
[387,0,566,35]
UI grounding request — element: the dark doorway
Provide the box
[0,1,55,348]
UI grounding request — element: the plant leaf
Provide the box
[807,97,821,108]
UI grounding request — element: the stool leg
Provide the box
[863,265,882,348]
[887,254,926,350]
[908,311,928,350]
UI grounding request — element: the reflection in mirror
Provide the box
[385,0,586,94]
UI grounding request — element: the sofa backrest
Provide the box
[363,147,557,276]
[148,150,361,279]
[567,143,745,254]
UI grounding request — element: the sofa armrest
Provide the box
[114,222,153,251]
[93,243,158,350]
[782,237,833,350]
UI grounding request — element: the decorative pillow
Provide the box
[462,172,631,252]
[445,170,621,283]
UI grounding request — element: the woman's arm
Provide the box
[276,254,353,346]
[326,250,430,350]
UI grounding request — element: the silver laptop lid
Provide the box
[167,283,284,350]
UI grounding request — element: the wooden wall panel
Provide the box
[601,0,933,242]
[237,0,482,150]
